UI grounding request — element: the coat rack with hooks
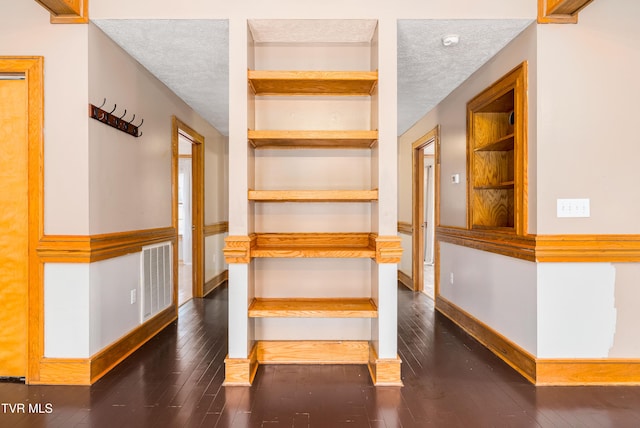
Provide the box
[89,99,143,138]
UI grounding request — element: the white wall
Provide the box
[90,0,535,20]
[440,243,537,354]
[536,0,640,235]
[0,1,90,235]
[37,22,230,360]
[537,263,616,358]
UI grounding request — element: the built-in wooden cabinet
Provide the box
[467,62,527,234]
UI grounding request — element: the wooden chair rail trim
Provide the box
[36,227,176,263]
[203,221,228,237]
[437,226,640,262]
[397,221,413,235]
[436,226,536,261]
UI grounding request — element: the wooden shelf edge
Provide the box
[248,70,378,96]
[251,246,376,259]
[474,133,514,152]
[248,129,378,149]
[248,189,379,202]
[474,182,515,190]
[248,298,378,318]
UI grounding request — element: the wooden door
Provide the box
[0,74,29,377]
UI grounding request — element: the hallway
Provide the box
[2,285,640,427]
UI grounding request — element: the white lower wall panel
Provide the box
[228,264,252,358]
[439,242,537,355]
[44,264,91,358]
[537,263,616,358]
[205,233,227,282]
[372,263,397,359]
[399,233,412,277]
[89,253,141,355]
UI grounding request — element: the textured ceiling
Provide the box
[94,19,533,137]
[93,19,230,135]
[397,19,532,134]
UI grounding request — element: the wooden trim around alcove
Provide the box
[437,227,640,263]
[37,227,177,263]
[34,0,89,24]
[538,0,595,24]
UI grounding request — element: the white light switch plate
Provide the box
[557,198,590,218]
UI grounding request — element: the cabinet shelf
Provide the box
[474,181,514,190]
[248,189,378,202]
[252,233,376,259]
[248,130,378,149]
[474,133,514,152]
[248,298,378,318]
[248,70,378,96]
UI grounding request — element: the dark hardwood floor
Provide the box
[2,284,640,427]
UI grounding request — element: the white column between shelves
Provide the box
[372,17,399,360]
[227,18,252,359]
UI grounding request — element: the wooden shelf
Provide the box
[248,298,378,318]
[248,130,378,149]
[474,134,514,152]
[248,70,378,96]
[248,189,378,202]
[474,182,515,190]
[252,233,375,259]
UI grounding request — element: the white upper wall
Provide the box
[88,23,226,233]
[90,0,535,19]
[1,1,90,235]
[536,0,640,234]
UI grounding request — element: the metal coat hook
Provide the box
[89,99,143,138]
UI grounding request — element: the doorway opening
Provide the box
[172,117,204,306]
[412,126,440,299]
[178,139,193,305]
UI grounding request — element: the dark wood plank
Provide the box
[3,284,640,427]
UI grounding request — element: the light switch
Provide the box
[451,174,460,184]
[557,198,590,218]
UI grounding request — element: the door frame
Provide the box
[0,57,44,383]
[172,117,205,301]
[412,126,440,293]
